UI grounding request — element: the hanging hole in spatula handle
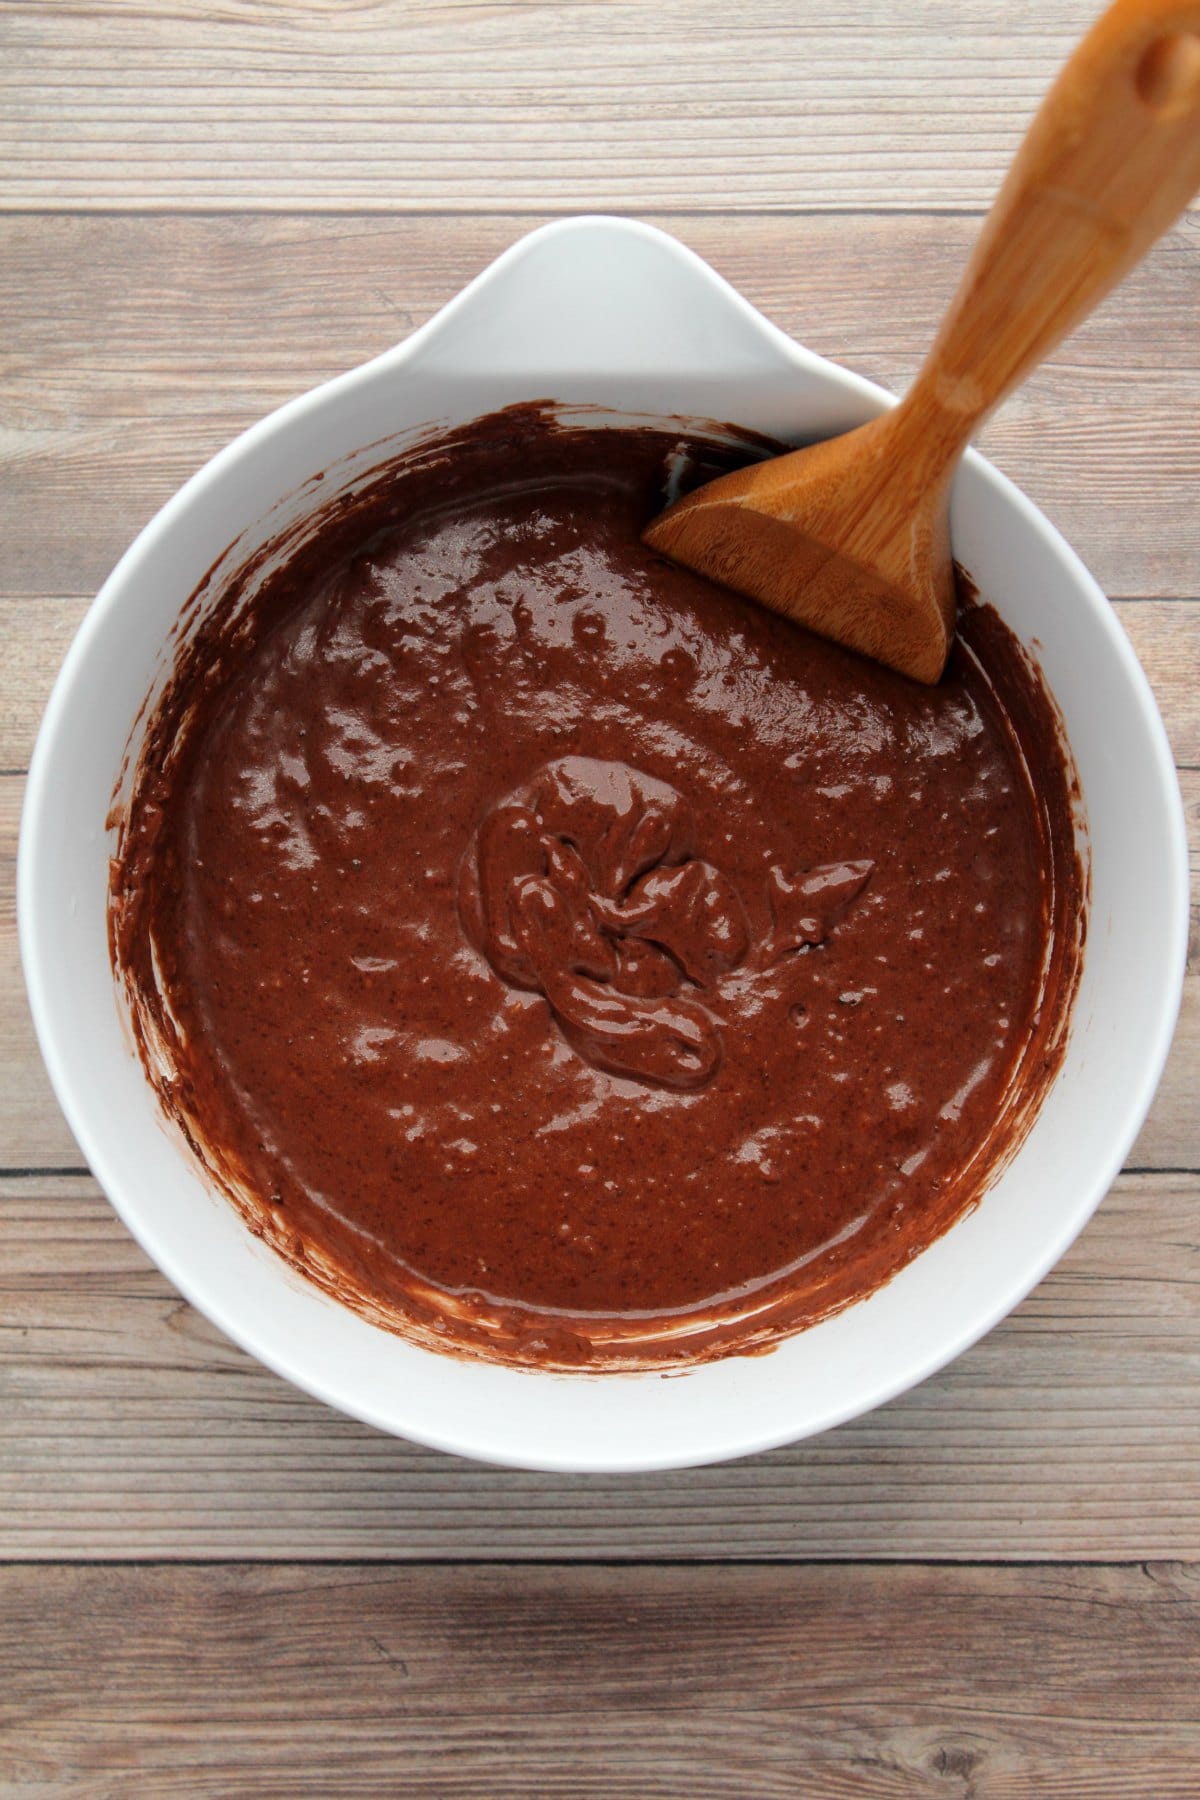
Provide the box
[1136,27,1200,114]
[904,0,1200,449]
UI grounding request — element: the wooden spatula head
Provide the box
[644,411,957,685]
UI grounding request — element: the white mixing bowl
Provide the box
[19,217,1188,1472]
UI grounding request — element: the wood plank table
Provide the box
[2,3,1197,1792]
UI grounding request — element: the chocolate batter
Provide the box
[110,407,1084,1368]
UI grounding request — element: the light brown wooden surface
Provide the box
[3,1563,1199,1797]
[6,0,1180,214]
[3,214,1197,598]
[2,1,1198,1791]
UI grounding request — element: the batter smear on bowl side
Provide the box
[110,407,1085,1368]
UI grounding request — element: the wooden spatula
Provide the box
[643,0,1200,683]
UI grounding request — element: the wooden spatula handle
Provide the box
[905,0,1200,454]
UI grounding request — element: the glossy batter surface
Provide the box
[111,410,1083,1367]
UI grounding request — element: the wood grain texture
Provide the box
[2,212,1197,598]
[1,1562,1198,1796]
[7,0,1186,216]
[2,1170,1197,1560]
